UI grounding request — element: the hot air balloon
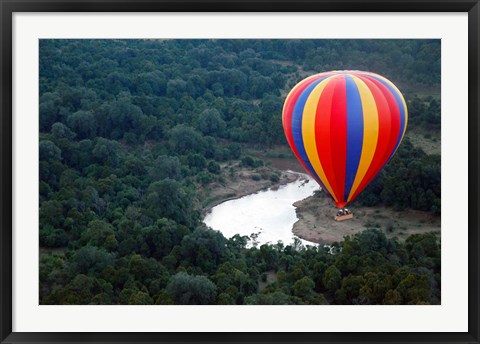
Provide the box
[282,71,408,220]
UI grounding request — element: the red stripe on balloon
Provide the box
[348,75,392,202]
[329,76,348,202]
[315,76,338,200]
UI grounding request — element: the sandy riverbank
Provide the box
[292,191,441,244]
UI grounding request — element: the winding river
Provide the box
[203,173,320,247]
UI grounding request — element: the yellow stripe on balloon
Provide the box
[301,76,338,202]
[347,75,380,202]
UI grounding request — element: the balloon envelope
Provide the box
[282,71,408,208]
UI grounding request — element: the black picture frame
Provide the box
[1,1,479,343]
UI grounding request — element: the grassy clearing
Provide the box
[405,129,441,155]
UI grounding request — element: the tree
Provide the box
[165,272,217,305]
[51,122,76,140]
[383,289,403,304]
[39,225,69,248]
[166,79,189,98]
[144,179,196,226]
[81,220,117,251]
[293,276,316,298]
[148,155,182,181]
[68,246,115,277]
[144,218,191,260]
[128,291,154,305]
[40,140,62,162]
[105,95,144,139]
[335,275,365,304]
[207,161,221,174]
[196,108,226,137]
[179,228,228,273]
[128,254,165,285]
[168,125,207,155]
[66,110,96,139]
[323,265,342,292]
[197,171,213,185]
[396,273,431,304]
[40,200,64,228]
[56,274,113,305]
[227,142,242,159]
[92,137,121,167]
[40,92,62,131]
[217,292,235,304]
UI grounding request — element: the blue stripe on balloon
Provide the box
[344,75,364,201]
[291,76,330,193]
[366,74,406,160]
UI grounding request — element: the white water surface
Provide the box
[203,173,320,247]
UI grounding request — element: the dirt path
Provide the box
[292,192,441,244]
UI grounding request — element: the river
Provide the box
[203,172,320,247]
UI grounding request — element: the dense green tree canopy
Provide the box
[39,39,440,305]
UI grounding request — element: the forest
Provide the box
[39,39,441,305]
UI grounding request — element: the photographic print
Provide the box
[39,39,441,305]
